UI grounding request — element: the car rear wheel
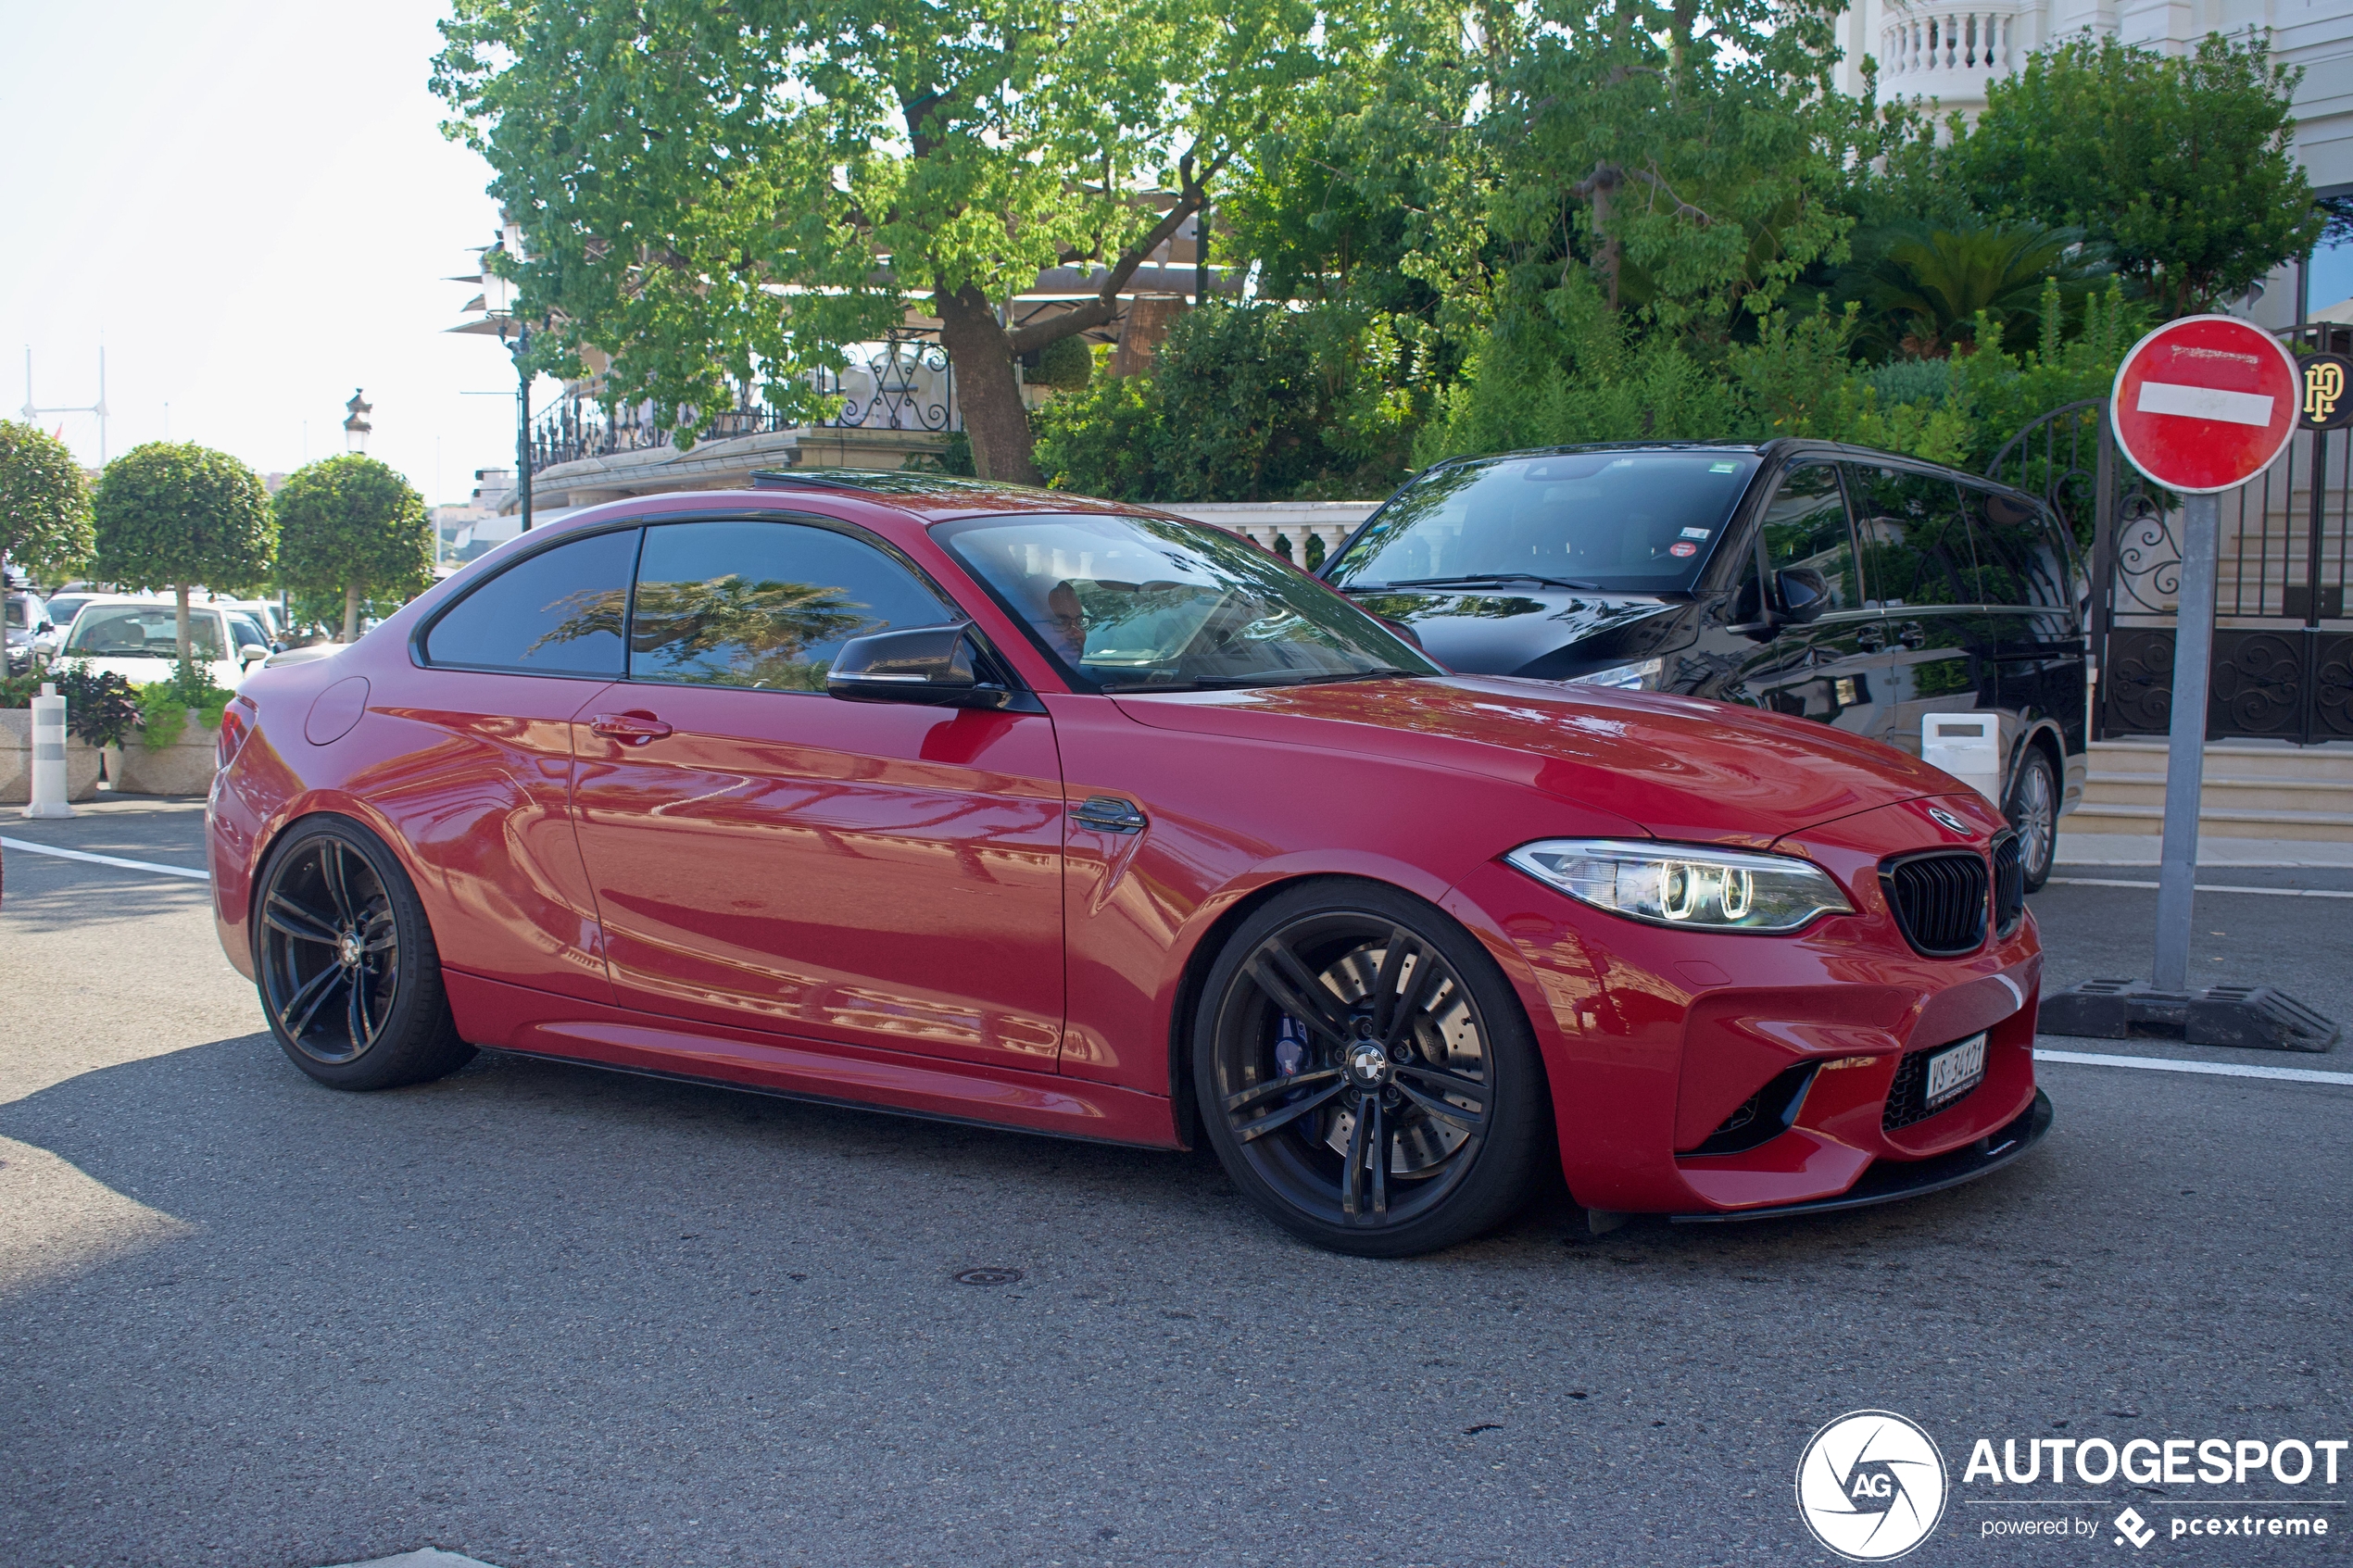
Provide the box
[254,817,473,1091]
[1193,880,1551,1257]
[2005,747,2058,893]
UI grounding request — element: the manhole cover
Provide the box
[954,1267,1023,1286]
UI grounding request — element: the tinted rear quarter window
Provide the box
[1960,484,2072,613]
[426,528,639,676]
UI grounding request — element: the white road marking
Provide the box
[1,836,210,881]
[2047,875,2353,899]
[2136,381,2275,426]
[2035,1047,2353,1086]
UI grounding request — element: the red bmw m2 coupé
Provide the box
[206,471,2050,1255]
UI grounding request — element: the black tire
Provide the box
[2005,746,2059,893]
[1191,879,1552,1257]
[252,816,474,1090]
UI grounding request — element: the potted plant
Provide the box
[117,659,234,797]
[1,666,109,804]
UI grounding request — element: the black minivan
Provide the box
[1319,441,2086,888]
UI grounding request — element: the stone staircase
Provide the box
[2067,738,2353,843]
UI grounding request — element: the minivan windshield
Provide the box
[1327,449,1763,596]
[937,512,1441,694]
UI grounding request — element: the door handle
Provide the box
[1072,796,1147,834]
[589,711,673,745]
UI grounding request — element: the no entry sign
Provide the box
[2111,314,2300,494]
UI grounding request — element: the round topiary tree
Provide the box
[273,455,434,641]
[0,420,96,586]
[93,443,276,662]
[1030,334,1094,392]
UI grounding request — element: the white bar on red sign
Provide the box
[2135,382,2275,427]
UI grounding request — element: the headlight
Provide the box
[1505,839,1854,934]
[1566,657,1663,690]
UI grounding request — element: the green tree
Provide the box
[434,0,1324,483]
[274,456,435,641]
[1954,32,2322,316]
[0,420,96,585]
[92,443,275,662]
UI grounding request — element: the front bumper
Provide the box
[1668,1089,2052,1223]
[1458,790,2048,1217]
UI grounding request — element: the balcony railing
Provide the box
[1881,6,2018,88]
[527,337,960,474]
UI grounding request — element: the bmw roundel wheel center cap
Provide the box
[1345,1040,1391,1087]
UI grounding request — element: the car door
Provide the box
[1960,483,2087,781]
[398,524,641,1004]
[566,515,1067,1073]
[1708,461,1892,746]
[1845,461,1994,765]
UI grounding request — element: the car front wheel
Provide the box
[1193,880,1551,1257]
[253,816,474,1090]
[2005,747,2059,893]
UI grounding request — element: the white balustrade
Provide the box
[1879,6,2017,89]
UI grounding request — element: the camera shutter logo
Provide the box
[1794,1410,1949,1561]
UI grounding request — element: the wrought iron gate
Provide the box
[1988,376,2353,746]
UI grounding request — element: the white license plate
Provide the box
[1924,1032,1987,1109]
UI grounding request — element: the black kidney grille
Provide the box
[1991,832,2025,938]
[1881,850,1989,957]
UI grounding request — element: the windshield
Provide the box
[936,512,1441,694]
[64,605,225,659]
[5,596,38,631]
[1327,449,1763,595]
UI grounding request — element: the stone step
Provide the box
[2083,775,2353,813]
[2062,799,2353,843]
[2086,739,2353,784]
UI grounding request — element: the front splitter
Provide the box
[1667,1088,2054,1224]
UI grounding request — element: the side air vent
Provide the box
[1685,1062,1819,1157]
[1880,849,1989,958]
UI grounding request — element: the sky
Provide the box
[1,0,560,508]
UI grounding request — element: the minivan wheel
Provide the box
[254,817,474,1090]
[2005,748,2058,893]
[1192,880,1551,1257]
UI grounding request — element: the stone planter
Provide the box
[114,713,221,797]
[0,709,104,805]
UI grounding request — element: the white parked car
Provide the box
[53,597,271,691]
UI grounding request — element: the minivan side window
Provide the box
[629,520,952,691]
[1846,464,1974,608]
[1756,464,1856,611]
[424,528,640,676]
[1958,483,2070,612]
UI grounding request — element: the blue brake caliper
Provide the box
[1274,1014,1308,1078]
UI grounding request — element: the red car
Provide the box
[206,473,2050,1256]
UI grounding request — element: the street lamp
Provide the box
[483,232,535,532]
[343,389,372,454]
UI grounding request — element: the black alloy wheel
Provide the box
[2005,747,2058,893]
[1194,880,1550,1257]
[255,817,473,1090]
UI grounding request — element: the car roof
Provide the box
[1409,439,2045,506]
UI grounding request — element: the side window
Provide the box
[1959,484,2070,612]
[629,520,953,691]
[1845,464,1973,608]
[1757,464,1856,611]
[424,528,639,676]
[227,613,269,650]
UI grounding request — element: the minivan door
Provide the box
[1845,461,1997,779]
[1711,462,1892,746]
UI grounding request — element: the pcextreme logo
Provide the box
[1796,1410,1951,1561]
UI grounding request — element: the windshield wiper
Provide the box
[1369,573,1603,592]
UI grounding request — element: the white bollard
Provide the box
[22,683,75,820]
[1920,712,2002,809]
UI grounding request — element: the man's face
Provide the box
[1046,582,1086,660]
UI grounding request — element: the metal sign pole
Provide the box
[2151,491,2221,993]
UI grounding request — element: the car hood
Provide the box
[1111,675,1957,847]
[1337,587,1682,677]
[58,656,246,692]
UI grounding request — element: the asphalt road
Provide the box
[3,802,2348,1568]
